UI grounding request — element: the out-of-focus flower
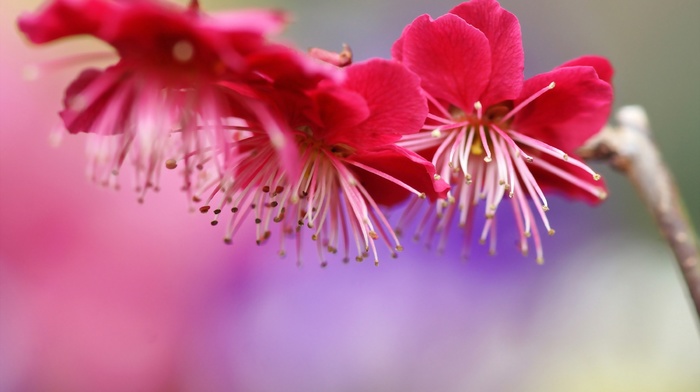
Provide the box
[392,0,613,262]
[200,59,449,266]
[17,0,335,202]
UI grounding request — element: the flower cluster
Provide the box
[18,0,613,265]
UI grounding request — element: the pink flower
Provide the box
[17,0,332,201]
[200,59,449,266]
[392,0,613,262]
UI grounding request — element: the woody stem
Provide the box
[578,105,700,327]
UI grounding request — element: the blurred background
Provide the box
[1,0,698,391]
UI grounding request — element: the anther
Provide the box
[434,174,441,180]
[548,229,555,236]
[165,159,177,169]
[431,130,442,138]
[199,206,210,213]
[593,173,601,181]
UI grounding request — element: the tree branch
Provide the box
[578,105,700,324]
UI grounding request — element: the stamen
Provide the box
[510,131,601,180]
[345,159,427,199]
[424,91,452,119]
[478,124,492,162]
[501,82,555,123]
[430,130,457,168]
[529,158,608,200]
[22,51,117,81]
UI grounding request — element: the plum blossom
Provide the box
[199,59,448,266]
[393,0,613,262]
[17,0,335,202]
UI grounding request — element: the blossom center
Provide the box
[398,82,605,263]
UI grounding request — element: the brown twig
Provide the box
[578,105,700,323]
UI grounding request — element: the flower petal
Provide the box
[352,145,450,207]
[399,13,491,111]
[311,85,370,140]
[17,0,117,44]
[557,55,614,84]
[512,66,613,154]
[59,67,133,135]
[245,44,344,90]
[390,22,411,62]
[329,59,427,149]
[450,0,524,105]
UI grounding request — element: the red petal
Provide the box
[450,0,524,106]
[59,67,132,135]
[331,59,426,149]
[557,55,614,85]
[390,23,411,62]
[312,85,370,140]
[245,44,343,90]
[352,145,450,207]
[17,0,116,44]
[400,13,491,111]
[512,66,613,154]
